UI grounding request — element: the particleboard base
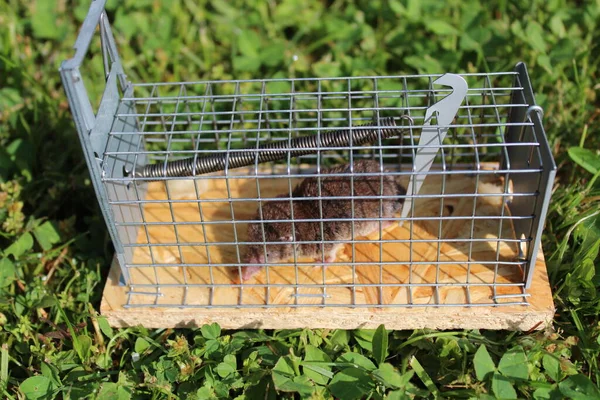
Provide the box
[100,252,554,330]
[100,165,555,330]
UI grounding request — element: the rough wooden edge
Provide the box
[100,246,555,331]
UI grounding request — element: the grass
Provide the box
[1,0,599,398]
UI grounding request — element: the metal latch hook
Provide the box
[400,74,469,225]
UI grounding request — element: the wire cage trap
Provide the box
[60,0,557,330]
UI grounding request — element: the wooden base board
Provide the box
[100,167,555,330]
[100,253,554,330]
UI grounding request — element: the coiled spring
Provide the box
[129,116,409,181]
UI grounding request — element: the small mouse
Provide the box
[241,160,406,280]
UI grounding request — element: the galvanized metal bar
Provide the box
[514,63,557,289]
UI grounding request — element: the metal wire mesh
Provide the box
[60,1,556,310]
[95,71,553,309]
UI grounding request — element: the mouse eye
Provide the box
[265,225,277,236]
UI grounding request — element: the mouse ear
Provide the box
[280,235,293,242]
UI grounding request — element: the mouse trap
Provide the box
[61,1,557,330]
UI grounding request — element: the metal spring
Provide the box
[130,116,406,181]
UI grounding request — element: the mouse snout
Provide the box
[241,265,262,281]
[245,247,265,264]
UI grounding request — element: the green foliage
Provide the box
[472,345,531,398]
[302,345,332,385]
[1,0,599,398]
[329,368,374,400]
[474,345,495,381]
[372,324,388,366]
[559,374,600,400]
[19,375,55,400]
[568,147,600,175]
